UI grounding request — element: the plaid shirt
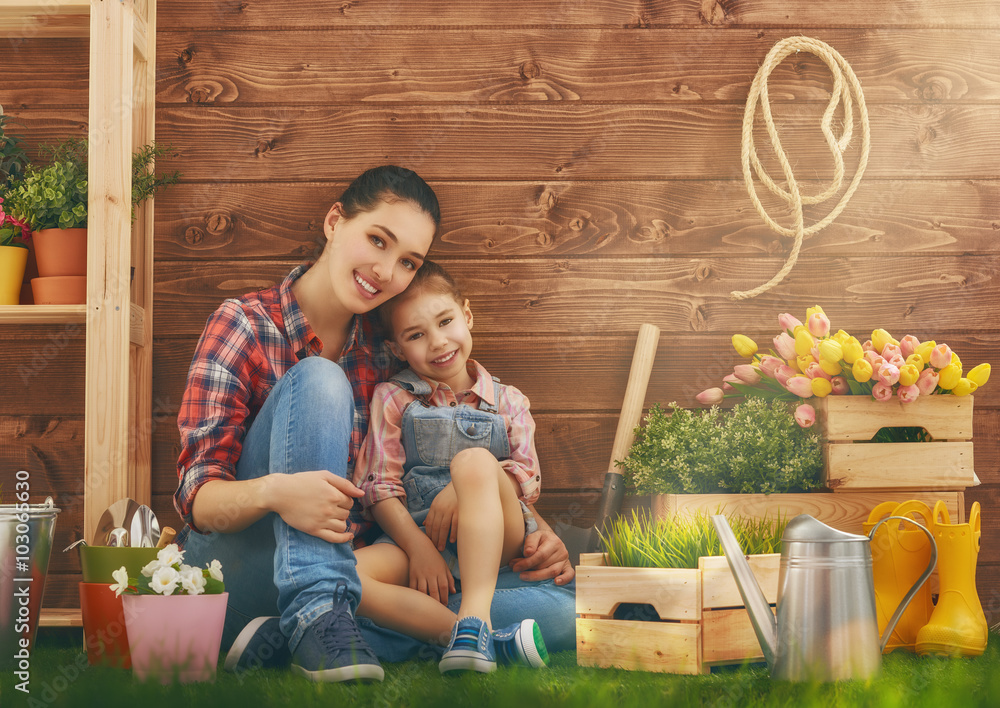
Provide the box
[174,265,400,541]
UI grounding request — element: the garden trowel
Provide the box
[553,323,660,566]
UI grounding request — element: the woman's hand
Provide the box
[407,539,456,605]
[267,471,364,544]
[509,524,575,585]
[424,482,458,551]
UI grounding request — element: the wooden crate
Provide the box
[576,552,779,674]
[652,491,965,535]
[815,395,975,491]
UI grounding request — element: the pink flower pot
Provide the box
[122,592,228,683]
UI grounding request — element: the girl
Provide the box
[174,166,574,684]
[353,261,548,673]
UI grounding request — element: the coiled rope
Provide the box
[731,36,871,300]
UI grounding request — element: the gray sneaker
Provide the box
[224,616,291,674]
[290,586,384,683]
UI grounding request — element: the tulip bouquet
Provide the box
[109,544,224,597]
[696,306,991,429]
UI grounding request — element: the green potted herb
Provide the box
[0,108,31,304]
[6,138,179,304]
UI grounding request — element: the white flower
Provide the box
[109,566,130,597]
[140,558,162,578]
[155,543,184,567]
[150,565,180,595]
[179,564,206,596]
[206,559,224,583]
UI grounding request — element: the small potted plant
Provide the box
[6,138,179,304]
[110,544,227,683]
[576,510,785,674]
[0,108,31,305]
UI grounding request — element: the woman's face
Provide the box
[321,198,437,314]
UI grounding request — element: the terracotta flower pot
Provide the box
[32,227,87,277]
[0,244,28,305]
[79,582,131,668]
[122,592,228,683]
[31,275,86,305]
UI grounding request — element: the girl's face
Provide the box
[321,198,437,314]
[389,290,475,391]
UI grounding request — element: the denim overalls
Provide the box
[373,368,538,575]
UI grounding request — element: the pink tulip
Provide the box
[784,376,815,398]
[808,312,831,338]
[759,355,783,379]
[899,335,921,359]
[830,376,850,395]
[872,382,893,402]
[733,364,762,384]
[864,351,885,369]
[916,368,939,395]
[881,343,902,362]
[877,363,900,387]
[722,373,739,392]
[930,343,953,370]
[778,313,803,333]
[805,362,832,381]
[775,364,796,386]
[810,346,821,362]
[794,403,816,428]
[862,339,874,353]
[897,384,920,403]
[696,387,725,405]
[773,333,797,360]
[888,354,906,369]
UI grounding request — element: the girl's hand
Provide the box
[408,540,456,605]
[267,470,364,544]
[424,482,458,551]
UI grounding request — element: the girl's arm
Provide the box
[497,384,541,504]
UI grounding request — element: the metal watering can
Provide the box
[712,513,937,681]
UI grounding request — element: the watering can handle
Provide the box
[867,515,938,654]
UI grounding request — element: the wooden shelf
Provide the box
[0,304,86,324]
[0,0,90,38]
[40,608,82,628]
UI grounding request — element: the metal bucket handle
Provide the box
[867,514,937,653]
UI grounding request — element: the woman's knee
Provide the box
[283,357,353,408]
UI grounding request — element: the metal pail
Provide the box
[0,495,61,669]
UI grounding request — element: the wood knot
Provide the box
[500,277,511,287]
[339,1,355,14]
[691,305,708,331]
[992,223,1000,231]
[519,61,541,81]
[569,218,586,231]
[207,212,231,235]
[253,139,275,157]
[695,263,712,281]
[483,238,497,249]
[184,227,205,245]
[177,48,194,66]
[188,86,212,103]
[536,232,552,247]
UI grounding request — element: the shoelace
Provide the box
[315,586,373,662]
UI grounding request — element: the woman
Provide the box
[175,166,575,683]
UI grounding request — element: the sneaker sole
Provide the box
[224,616,287,673]
[439,651,497,674]
[514,619,548,668]
[291,662,385,683]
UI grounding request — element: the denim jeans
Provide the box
[181,357,577,658]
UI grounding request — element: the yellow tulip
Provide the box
[898,364,920,387]
[871,328,899,354]
[967,363,991,388]
[794,329,816,357]
[951,378,978,397]
[904,354,925,371]
[951,352,962,367]
[938,363,962,390]
[915,340,937,365]
[732,334,758,359]
[796,354,816,372]
[819,359,843,376]
[832,329,852,345]
[818,339,843,364]
[852,359,874,383]
[787,358,801,373]
[841,337,864,364]
[811,377,833,397]
[806,305,826,323]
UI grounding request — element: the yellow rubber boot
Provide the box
[863,500,935,653]
[915,501,988,657]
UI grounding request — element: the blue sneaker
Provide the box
[493,619,549,668]
[224,616,291,673]
[291,587,384,683]
[439,616,496,674]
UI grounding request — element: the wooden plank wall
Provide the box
[2,1,999,616]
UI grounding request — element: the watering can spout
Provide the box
[711,514,777,668]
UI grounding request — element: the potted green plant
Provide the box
[6,138,179,304]
[0,109,31,305]
[576,510,785,674]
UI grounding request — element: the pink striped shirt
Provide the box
[354,359,541,515]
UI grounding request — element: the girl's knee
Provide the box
[450,448,501,484]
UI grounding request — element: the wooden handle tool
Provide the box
[155,527,177,549]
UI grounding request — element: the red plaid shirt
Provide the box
[174,265,400,540]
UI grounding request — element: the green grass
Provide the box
[3,629,1000,707]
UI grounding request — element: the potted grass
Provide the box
[5,138,179,304]
[0,109,30,305]
[576,510,784,675]
[110,544,227,683]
